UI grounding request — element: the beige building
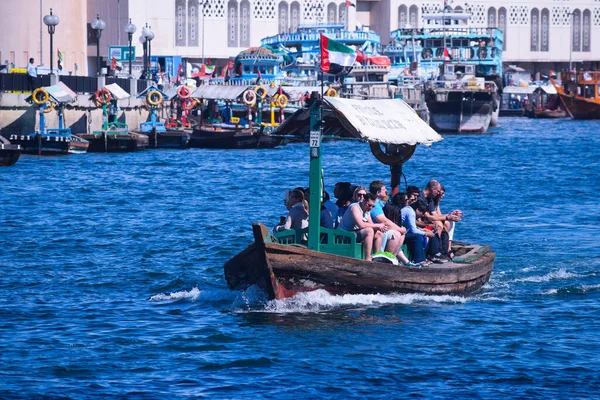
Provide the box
[1,0,599,76]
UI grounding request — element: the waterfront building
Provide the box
[1,0,600,78]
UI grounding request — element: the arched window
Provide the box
[339,3,346,25]
[454,6,463,12]
[488,7,496,28]
[398,5,408,29]
[409,5,419,28]
[175,0,186,46]
[188,1,198,46]
[572,9,581,52]
[291,1,300,32]
[531,8,539,51]
[541,8,549,51]
[240,0,250,47]
[228,0,238,47]
[327,2,337,24]
[498,7,507,50]
[583,9,591,52]
[279,1,289,33]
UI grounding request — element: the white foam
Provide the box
[513,268,579,283]
[251,289,469,313]
[150,287,201,301]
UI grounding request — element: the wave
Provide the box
[513,268,580,283]
[232,287,469,313]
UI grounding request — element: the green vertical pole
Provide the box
[307,96,322,251]
[102,103,108,131]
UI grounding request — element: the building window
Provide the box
[531,8,539,51]
[189,3,199,47]
[409,5,419,28]
[541,8,549,51]
[176,0,186,46]
[573,9,581,52]
[339,3,346,25]
[398,5,408,29]
[327,2,337,24]
[488,7,496,28]
[583,9,591,52]
[228,0,238,47]
[291,1,300,32]
[499,7,507,50]
[279,2,289,33]
[240,0,250,47]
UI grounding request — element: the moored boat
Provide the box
[224,95,495,300]
[0,136,21,166]
[551,71,600,119]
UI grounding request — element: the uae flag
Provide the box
[320,33,357,76]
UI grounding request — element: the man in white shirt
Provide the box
[27,58,37,91]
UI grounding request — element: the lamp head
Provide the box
[91,14,106,31]
[125,19,137,34]
[43,8,60,27]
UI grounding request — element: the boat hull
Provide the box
[224,223,495,300]
[1,132,71,155]
[138,129,191,149]
[556,93,600,119]
[190,126,282,149]
[77,132,149,152]
[426,90,494,133]
[0,137,21,166]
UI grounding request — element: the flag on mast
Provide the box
[320,33,357,75]
[57,49,64,71]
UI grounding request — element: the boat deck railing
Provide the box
[44,128,73,138]
[426,79,497,91]
[391,27,502,40]
[262,30,380,46]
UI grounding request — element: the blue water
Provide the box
[1,117,600,398]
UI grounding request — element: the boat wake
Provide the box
[232,287,469,314]
[149,287,202,301]
[512,267,580,283]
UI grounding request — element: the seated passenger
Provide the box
[433,185,462,259]
[274,189,309,232]
[323,191,338,220]
[401,199,435,264]
[333,182,354,228]
[338,193,385,261]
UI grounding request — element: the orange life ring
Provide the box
[32,88,49,105]
[254,85,268,99]
[181,97,196,111]
[147,90,163,106]
[95,88,111,105]
[42,101,55,114]
[177,86,191,99]
[243,90,257,106]
[277,94,289,108]
[325,88,337,97]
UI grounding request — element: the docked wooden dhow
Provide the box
[224,95,495,300]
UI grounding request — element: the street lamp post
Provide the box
[139,35,147,78]
[569,11,573,72]
[91,14,106,75]
[43,8,59,75]
[125,19,137,78]
[142,24,154,77]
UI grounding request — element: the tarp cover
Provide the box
[503,85,536,95]
[535,85,557,95]
[324,97,442,145]
[190,85,249,100]
[44,81,78,103]
[104,83,130,100]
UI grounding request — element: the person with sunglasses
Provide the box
[338,192,386,262]
[274,189,309,233]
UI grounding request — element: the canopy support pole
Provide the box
[307,90,323,252]
[390,164,403,196]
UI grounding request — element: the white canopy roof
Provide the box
[104,83,131,100]
[324,97,442,146]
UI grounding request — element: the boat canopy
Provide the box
[534,85,557,95]
[104,83,131,100]
[191,85,250,101]
[136,85,168,99]
[26,81,78,104]
[280,86,322,102]
[503,85,536,95]
[324,97,442,145]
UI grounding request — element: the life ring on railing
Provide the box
[147,90,163,106]
[42,101,55,114]
[422,48,433,60]
[95,88,111,105]
[177,86,191,99]
[181,97,196,111]
[325,88,337,97]
[254,85,268,99]
[277,94,289,108]
[32,88,49,105]
[243,90,257,106]
[369,142,416,166]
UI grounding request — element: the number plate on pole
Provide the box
[310,130,321,148]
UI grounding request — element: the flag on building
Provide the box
[320,33,357,75]
[220,64,228,78]
[443,47,453,60]
[203,64,215,76]
[57,49,64,71]
[345,0,356,7]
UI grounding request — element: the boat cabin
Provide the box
[560,71,600,99]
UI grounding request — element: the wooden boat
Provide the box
[0,136,21,166]
[134,86,191,149]
[224,95,495,300]
[190,123,282,149]
[552,71,600,119]
[533,108,567,119]
[69,135,90,154]
[225,224,495,300]
[78,83,148,152]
